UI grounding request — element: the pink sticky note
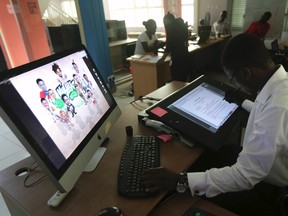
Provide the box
[150,106,167,117]
[157,134,173,142]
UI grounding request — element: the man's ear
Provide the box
[239,67,252,81]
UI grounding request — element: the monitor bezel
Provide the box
[146,75,242,151]
[0,45,121,192]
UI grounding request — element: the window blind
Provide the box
[231,0,247,29]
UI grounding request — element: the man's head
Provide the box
[36,78,47,90]
[220,10,227,21]
[260,11,272,23]
[221,33,276,93]
[163,12,175,28]
[143,19,157,35]
[52,63,62,77]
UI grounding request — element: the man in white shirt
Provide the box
[212,10,231,37]
[141,33,288,216]
[134,19,159,55]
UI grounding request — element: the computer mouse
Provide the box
[98,206,123,216]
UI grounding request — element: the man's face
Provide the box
[63,96,70,104]
[224,67,252,93]
[38,81,47,91]
[41,100,49,109]
[49,90,56,99]
[56,69,62,77]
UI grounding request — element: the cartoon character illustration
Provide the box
[48,89,65,110]
[74,84,88,105]
[62,94,77,117]
[86,89,102,114]
[41,98,58,122]
[52,63,69,88]
[59,110,74,130]
[36,78,50,99]
[83,74,93,90]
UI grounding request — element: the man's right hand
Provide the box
[140,167,179,193]
[224,88,245,106]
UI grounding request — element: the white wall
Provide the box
[198,0,228,26]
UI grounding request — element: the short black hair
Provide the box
[52,63,60,73]
[221,33,271,72]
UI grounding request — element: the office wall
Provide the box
[243,0,286,39]
[198,0,228,26]
[0,0,51,68]
[0,0,28,68]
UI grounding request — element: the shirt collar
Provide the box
[256,65,287,103]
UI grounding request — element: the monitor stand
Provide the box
[84,147,107,172]
[47,140,108,207]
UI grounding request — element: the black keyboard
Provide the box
[118,135,160,197]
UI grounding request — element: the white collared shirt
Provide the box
[188,65,288,197]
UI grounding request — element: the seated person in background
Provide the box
[245,11,272,40]
[134,19,161,55]
[212,10,231,37]
[141,33,288,216]
[160,12,191,82]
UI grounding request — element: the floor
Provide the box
[0,70,229,215]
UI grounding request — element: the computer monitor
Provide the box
[0,45,121,206]
[146,75,241,151]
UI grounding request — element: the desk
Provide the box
[128,36,230,99]
[109,38,137,72]
[128,55,171,99]
[187,36,231,81]
[0,81,236,216]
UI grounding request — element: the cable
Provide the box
[23,161,47,188]
[130,95,161,104]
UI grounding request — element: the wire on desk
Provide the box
[130,95,161,104]
[23,161,47,188]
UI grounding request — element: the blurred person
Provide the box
[245,11,272,40]
[160,12,190,81]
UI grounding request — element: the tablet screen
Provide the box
[168,82,238,133]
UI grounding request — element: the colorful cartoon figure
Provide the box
[36,78,50,99]
[61,94,77,117]
[59,110,74,130]
[52,63,69,88]
[41,98,57,122]
[86,89,102,114]
[83,74,93,90]
[48,89,65,110]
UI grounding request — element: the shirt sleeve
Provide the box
[241,99,254,113]
[187,104,285,197]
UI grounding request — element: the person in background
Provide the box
[134,19,160,55]
[160,12,190,82]
[245,11,272,40]
[141,33,288,216]
[212,10,231,37]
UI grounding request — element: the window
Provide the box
[283,1,288,32]
[107,0,164,28]
[231,0,247,29]
[61,0,78,20]
[181,0,194,26]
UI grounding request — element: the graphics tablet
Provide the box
[146,75,241,151]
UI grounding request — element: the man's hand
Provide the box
[140,167,179,193]
[224,88,244,106]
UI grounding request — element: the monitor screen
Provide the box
[146,75,241,151]
[0,45,121,203]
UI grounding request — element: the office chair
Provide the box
[276,186,288,216]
